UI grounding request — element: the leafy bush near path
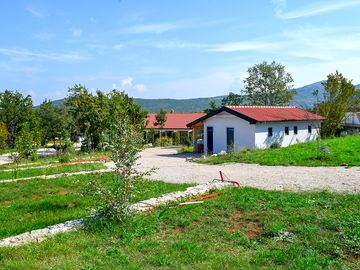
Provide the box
[0,187,358,269]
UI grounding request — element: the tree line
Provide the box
[0,84,146,157]
[207,61,360,138]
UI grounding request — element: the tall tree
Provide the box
[0,90,34,148]
[66,84,105,150]
[221,92,244,106]
[243,61,295,106]
[37,99,70,144]
[315,71,359,137]
[154,108,167,140]
[204,100,218,113]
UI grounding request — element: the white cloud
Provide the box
[113,44,124,50]
[155,40,207,49]
[275,0,360,19]
[121,76,133,89]
[124,22,183,34]
[33,32,55,41]
[208,40,285,52]
[0,47,89,61]
[133,84,146,93]
[70,28,83,37]
[26,6,46,18]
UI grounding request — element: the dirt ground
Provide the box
[135,147,360,193]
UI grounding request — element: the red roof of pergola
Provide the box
[146,112,206,130]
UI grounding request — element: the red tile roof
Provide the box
[187,106,324,127]
[226,106,325,122]
[146,112,206,130]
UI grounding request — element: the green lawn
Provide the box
[0,173,192,238]
[0,187,358,269]
[0,162,107,180]
[0,151,110,171]
[199,135,360,166]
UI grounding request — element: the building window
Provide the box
[268,127,273,137]
[308,125,312,134]
[294,126,298,135]
[285,126,289,135]
[226,127,234,152]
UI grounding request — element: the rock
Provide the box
[219,150,227,155]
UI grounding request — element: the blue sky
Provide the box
[1,0,360,105]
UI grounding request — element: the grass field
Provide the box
[199,135,360,166]
[0,187,358,269]
[0,151,110,170]
[0,162,107,180]
[0,173,192,238]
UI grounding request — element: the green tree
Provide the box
[315,71,359,137]
[243,61,295,105]
[15,122,38,159]
[0,122,8,148]
[154,108,167,140]
[66,85,105,150]
[221,92,244,106]
[204,100,218,113]
[0,90,34,148]
[37,99,70,144]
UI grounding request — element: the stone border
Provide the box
[0,181,232,247]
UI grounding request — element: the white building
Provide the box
[187,106,324,154]
[344,112,360,130]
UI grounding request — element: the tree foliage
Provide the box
[221,92,244,106]
[154,108,167,129]
[0,90,34,148]
[0,121,8,149]
[15,122,38,159]
[37,99,70,144]
[204,100,218,113]
[315,71,359,137]
[243,61,295,106]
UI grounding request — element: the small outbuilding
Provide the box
[187,106,325,154]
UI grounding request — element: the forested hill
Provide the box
[41,82,360,112]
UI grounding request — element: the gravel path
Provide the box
[135,147,360,193]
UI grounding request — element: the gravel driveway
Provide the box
[137,147,360,193]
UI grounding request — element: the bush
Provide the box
[59,154,71,163]
[15,123,38,159]
[30,152,39,162]
[270,142,281,149]
[172,131,180,145]
[155,136,173,147]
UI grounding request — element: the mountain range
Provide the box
[44,81,360,112]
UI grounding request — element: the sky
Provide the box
[1,0,360,105]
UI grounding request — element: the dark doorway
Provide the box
[207,126,213,154]
[227,127,234,152]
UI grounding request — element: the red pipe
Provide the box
[219,171,240,189]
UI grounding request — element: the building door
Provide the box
[227,127,234,152]
[207,126,213,154]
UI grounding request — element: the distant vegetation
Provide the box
[40,82,360,113]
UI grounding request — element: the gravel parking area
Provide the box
[136,147,360,193]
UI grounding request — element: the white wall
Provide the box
[203,112,255,154]
[344,112,360,126]
[255,121,321,148]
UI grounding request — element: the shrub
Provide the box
[155,136,173,147]
[59,154,71,163]
[270,142,281,149]
[172,131,180,145]
[15,123,38,159]
[30,152,39,162]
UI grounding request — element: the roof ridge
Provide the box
[226,105,297,108]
